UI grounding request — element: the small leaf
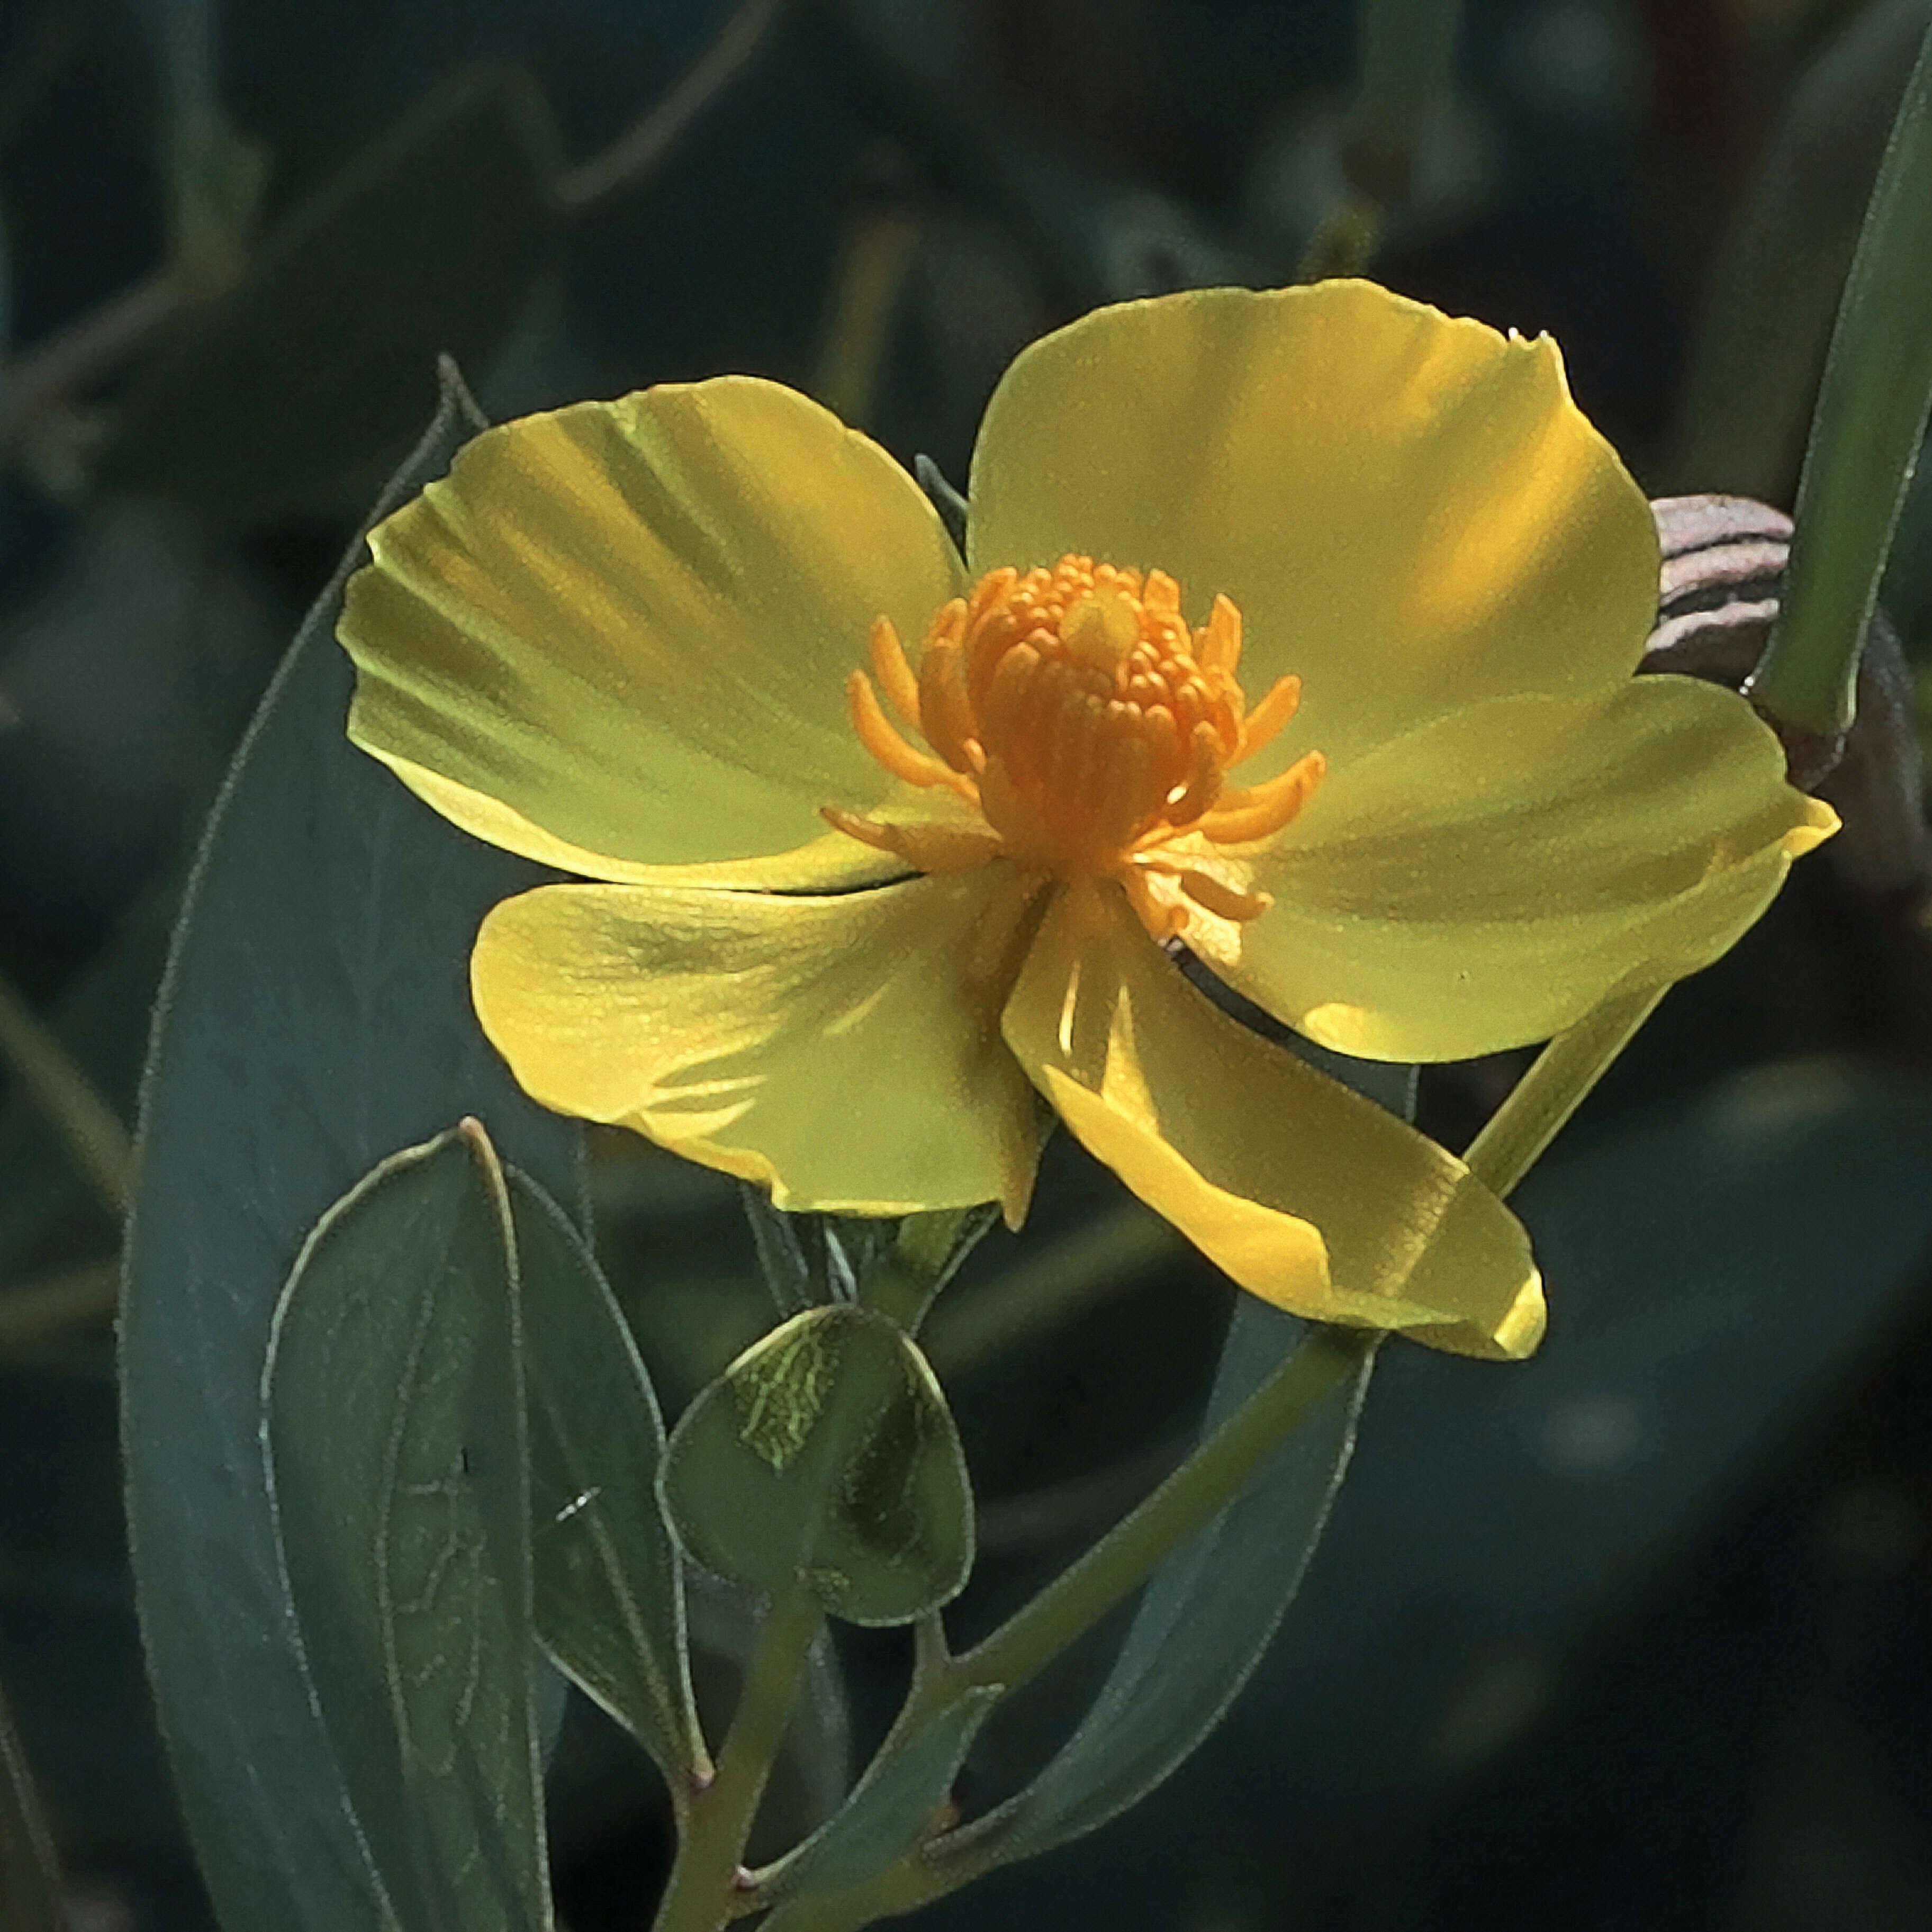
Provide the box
[120,366,582,1932]
[264,1123,551,1932]
[770,1688,1000,1900]
[660,1307,972,1626]
[511,1167,705,1781]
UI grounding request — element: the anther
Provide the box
[832,554,1322,941]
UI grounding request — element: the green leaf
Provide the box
[120,365,582,1932]
[100,64,560,526]
[660,1306,972,1627]
[264,1123,550,1932]
[1750,11,1932,739]
[511,1166,705,1781]
[770,1687,999,1900]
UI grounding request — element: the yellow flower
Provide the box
[338,281,1835,1362]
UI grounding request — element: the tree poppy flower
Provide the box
[338,281,1834,1361]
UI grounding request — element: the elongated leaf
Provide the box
[969,1035,1403,1860]
[265,1124,550,1932]
[512,1167,703,1781]
[661,1306,973,1627]
[771,1688,999,1900]
[120,365,582,1932]
[1751,11,1932,738]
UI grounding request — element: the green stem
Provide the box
[1296,198,1382,283]
[0,972,133,1218]
[753,1328,1369,1932]
[653,1587,825,1932]
[1348,0,1463,186]
[0,1671,67,1932]
[0,1257,120,1353]
[1463,983,1666,1199]
[860,1205,994,1334]
[761,1875,909,1932]
[942,1326,1366,1705]
[763,982,1663,1932]
[1746,13,1932,746]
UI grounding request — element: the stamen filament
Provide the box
[1176,869,1272,922]
[869,617,923,726]
[820,807,1001,874]
[1167,722,1223,825]
[1096,735,1152,849]
[1122,866,1187,942]
[1236,673,1302,761]
[847,670,973,795]
[1199,751,1325,843]
[919,637,979,774]
[1200,593,1242,674]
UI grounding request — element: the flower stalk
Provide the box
[746,979,1672,1931]
[1463,982,1668,1198]
[740,1325,1374,1930]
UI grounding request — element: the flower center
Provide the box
[824,554,1324,939]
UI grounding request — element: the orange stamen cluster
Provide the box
[825,555,1324,938]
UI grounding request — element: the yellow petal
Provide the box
[1001,881,1545,1360]
[341,378,965,886]
[1198,677,1839,1062]
[373,750,979,893]
[471,868,1045,1220]
[967,281,1658,778]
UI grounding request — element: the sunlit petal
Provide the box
[967,281,1657,778]
[472,868,1045,1220]
[1197,678,1839,1060]
[1002,882,1546,1359]
[341,377,965,882]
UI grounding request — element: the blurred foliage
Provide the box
[0,2,1929,1929]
